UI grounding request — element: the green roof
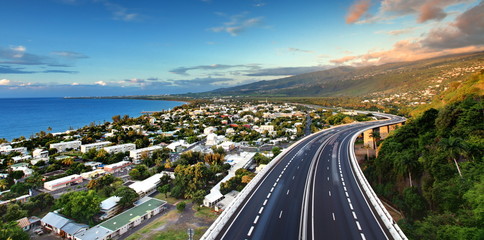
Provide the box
[99,198,166,231]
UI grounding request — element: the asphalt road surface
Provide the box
[215,116,404,240]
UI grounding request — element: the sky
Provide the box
[0,0,482,97]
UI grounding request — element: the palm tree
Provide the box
[61,157,74,166]
[438,137,467,178]
[369,131,381,149]
[394,151,419,187]
[0,179,9,190]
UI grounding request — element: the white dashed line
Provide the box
[279,210,283,219]
[297,166,300,169]
[360,233,366,240]
[327,166,329,170]
[332,213,336,221]
[342,182,345,186]
[352,212,358,219]
[287,190,290,195]
[344,187,347,191]
[254,216,260,224]
[263,199,268,206]
[346,192,349,197]
[248,226,254,237]
[356,221,361,230]
[270,187,274,192]
[293,176,295,180]
[267,193,271,198]
[273,183,277,187]
[329,191,331,196]
[327,177,329,181]
[349,203,354,210]
[259,207,264,214]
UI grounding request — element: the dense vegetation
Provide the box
[363,72,483,239]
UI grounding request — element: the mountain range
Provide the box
[195,51,483,99]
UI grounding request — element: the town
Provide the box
[0,100,378,240]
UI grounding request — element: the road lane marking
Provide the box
[297,166,300,169]
[273,183,277,187]
[332,213,335,221]
[353,212,358,219]
[270,187,274,192]
[287,189,290,195]
[356,221,361,230]
[259,207,264,214]
[327,177,329,181]
[267,193,271,198]
[329,191,331,196]
[254,216,260,224]
[360,233,366,240]
[327,166,329,170]
[346,192,349,197]
[263,199,267,206]
[279,210,283,219]
[349,203,354,210]
[248,226,254,237]
[344,187,347,191]
[293,176,295,180]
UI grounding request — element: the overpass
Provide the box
[201,113,407,240]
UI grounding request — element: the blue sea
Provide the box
[0,98,184,141]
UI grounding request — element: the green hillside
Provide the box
[363,72,484,239]
[198,52,483,104]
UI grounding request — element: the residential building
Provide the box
[99,196,121,220]
[259,125,274,132]
[103,160,132,173]
[80,169,105,180]
[41,212,88,240]
[74,198,167,240]
[32,148,49,159]
[129,145,163,163]
[10,163,33,177]
[50,141,81,152]
[44,174,83,191]
[12,155,32,163]
[104,143,136,154]
[80,141,111,153]
[128,173,164,197]
[83,161,102,170]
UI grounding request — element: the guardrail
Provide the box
[200,130,322,240]
[348,120,408,240]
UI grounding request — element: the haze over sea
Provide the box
[0,98,184,141]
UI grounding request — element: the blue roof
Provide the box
[41,212,71,229]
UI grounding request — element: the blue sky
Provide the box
[0,0,482,97]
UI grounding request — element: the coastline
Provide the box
[64,95,195,104]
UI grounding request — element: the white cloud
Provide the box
[0,79,11,85]
[210,12,264,36]
[95,81,107,86]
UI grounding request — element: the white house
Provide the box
[99,196,121,220]
[50,141,81,152]
[103,161,132,173]
[129,146,163,163]
[33,148,49,159]
[104,143,136,154]
[80,141,111,153]
[44,174,83,191]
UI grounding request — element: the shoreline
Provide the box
[64,95,195,104]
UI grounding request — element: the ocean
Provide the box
[0,98,184,141]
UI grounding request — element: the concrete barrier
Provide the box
[348,119,408,240]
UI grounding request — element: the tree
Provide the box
[272,147,282,157]
[113,186,139,210]
[369,131,381,149]
[55,190,101,225]
[61,157,74,166]
[393,151,420,187]
[192,190,206,205]
[3,204,27,222]
[158,184,171,198]
[0,221,29,240]
[176,201,186,212]
[0,179,9,190]
[438,137,467,178]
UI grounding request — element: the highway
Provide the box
[214,115,405,240]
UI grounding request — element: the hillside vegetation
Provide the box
[202,52,482,102]
[363,72,484,239]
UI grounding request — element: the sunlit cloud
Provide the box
[209,12,264,36]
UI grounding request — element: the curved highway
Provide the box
[213,115,405,240]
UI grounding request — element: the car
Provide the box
[34,228,44,235]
